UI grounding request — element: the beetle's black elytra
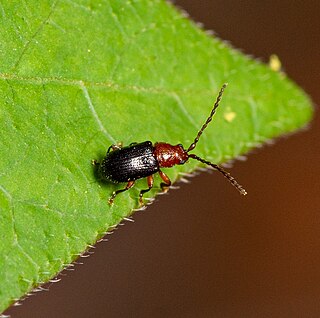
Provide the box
[99,141,158,183]
[94,84,247,206]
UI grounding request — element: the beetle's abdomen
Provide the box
[99,141,159,183]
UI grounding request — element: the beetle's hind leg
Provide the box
[108,180,135,205]
[107,142,123,153]
[91,159,99,166]
[159,170,171,193]
[139,175,154,206]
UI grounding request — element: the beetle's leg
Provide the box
[159,170,171,193]
[108,180,135,205]
[91,159,99,166]
[139,175,154,206]
[107,142,123,153]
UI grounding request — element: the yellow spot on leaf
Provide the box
[224,111,236,122]
[269,54,282,72]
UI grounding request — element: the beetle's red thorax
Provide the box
[153,142,188,168]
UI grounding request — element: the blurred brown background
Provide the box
[5,1,320,317]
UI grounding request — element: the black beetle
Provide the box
[93,84,247,205]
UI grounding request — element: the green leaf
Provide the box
[0,0,313,312]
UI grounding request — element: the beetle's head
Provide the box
[153,142,188,168]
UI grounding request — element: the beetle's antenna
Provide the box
[189,154,247,195]
[187,83,227,153]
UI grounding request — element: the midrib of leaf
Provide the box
[0,72,240,95]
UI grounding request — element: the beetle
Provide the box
[93,84,247,206]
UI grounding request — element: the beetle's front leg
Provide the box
[159,170,171,193]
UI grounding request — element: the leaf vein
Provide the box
[0,72,213,95]
[11,0,59,71]
[170,92,199,130]
[0,186,40,272]
[80,81,116,143]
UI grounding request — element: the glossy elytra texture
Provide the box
[99,141,159,183]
